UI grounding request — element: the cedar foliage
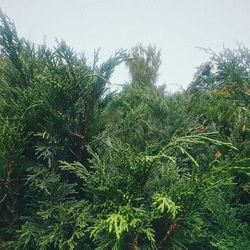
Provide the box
[0,11,250,249]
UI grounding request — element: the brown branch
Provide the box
[85,139,93,147]
[75,97,89,161]
[69,130,84,140]
[80,98,88,151]
[69,148,79,159]
[157,217,182,249]
[82,97,89,138]
[2,157,20,225]
[130,233,138,250]
[138,163,153,193]
[68,97,90,161]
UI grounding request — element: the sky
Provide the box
[0,0,250,91]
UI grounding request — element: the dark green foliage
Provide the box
[15,165,92,250]
[103,84,197,153]
[0,10,126,248]
[0,10,250,250]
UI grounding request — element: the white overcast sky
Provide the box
[1,0,250,91]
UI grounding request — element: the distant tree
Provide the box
[126,44,161,86]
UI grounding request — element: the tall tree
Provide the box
[126,44,161,86]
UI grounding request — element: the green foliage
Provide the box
[126,44,161,86]
[15,166,92,250]
[0,10,250,250]
[152,192,179,219]
[0,9,126,248]
[59,132,244,249]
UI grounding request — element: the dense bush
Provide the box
[0,11,249,249]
